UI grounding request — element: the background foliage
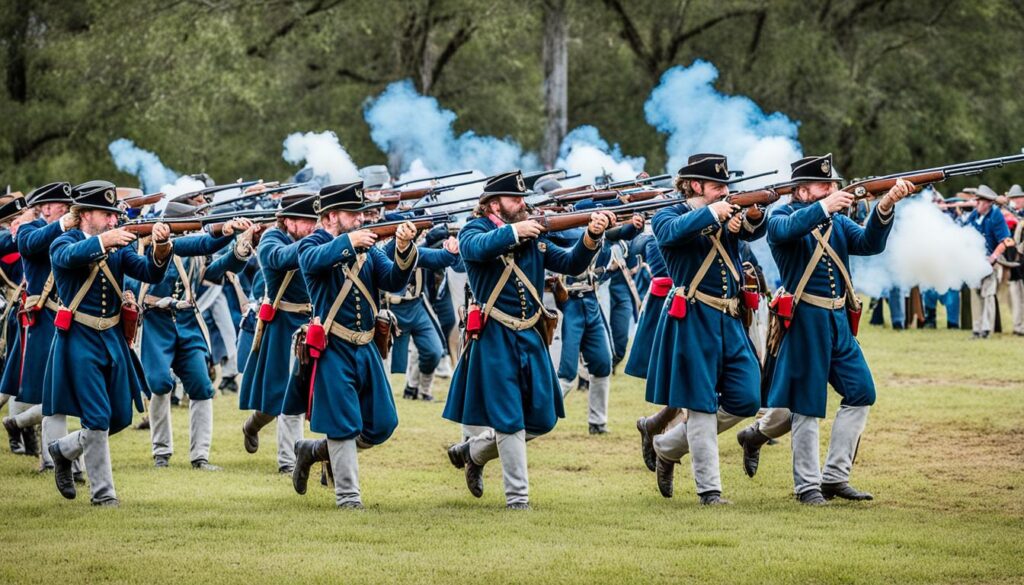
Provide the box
[3,0,1024,190]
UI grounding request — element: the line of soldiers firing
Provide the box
[0,148,1020,508]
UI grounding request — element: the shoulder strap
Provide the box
[171,256,193,304]
[812,228,860,308]
[31,273,55,310]
[481,258,516,321]
[270,270,296,311]
[323,254,368,326]
[66,264,102,312]
[791,225,832,307]
[98,261,123,298]
[685,231,740,300]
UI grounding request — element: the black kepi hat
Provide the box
[479,170,531,202]
[277,193,320,219]
[71,180,124,214]
[318,181,382,214]
[676,153,731,183]
[789,153,844,183]
[27,182,73,206]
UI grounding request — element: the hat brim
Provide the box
[788,175,844,184]
[319,201,384,214]
[276,211,320,219]
[479,191,531,202]
[677,174,730,184]
[28,196,74,206]
[72,203,125,215]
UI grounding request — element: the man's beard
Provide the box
[499,208,528,223]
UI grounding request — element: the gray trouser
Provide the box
[56,429,116,504]
[559,375,611,425]
[327,438,361,506]
[466,428,537,505]
[756,407,793,439]
[210,294,239,377]
[41,414,83,473]
[461,424,490,441]
[7,398,27,423]
[1009,279,1024,334]
[276,414,304,469]
[970,272,998,334]
[653,409,747,495]
[150,393,214,462]
[792,405,870,495]
[0,392,10,409]
[13,403,43,428]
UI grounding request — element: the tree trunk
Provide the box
[541,0,568,169]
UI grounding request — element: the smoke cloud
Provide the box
[851,194,992,297]
[556,125,645,186]
[282,130,361,187]
[364,80,538,177]
[108,139,180,194]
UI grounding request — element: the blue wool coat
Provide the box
[548,227,613,380]
[43,230,168,432]
[281,229,416,442]
[0,230,22,393]
[765,201,894,418]
[239,228,312,415]
[384,241,459,375]
[644,204,765,416]
[441,217,599,435]
[134,232,233,399]
[623,234,669,379]
[236,265,263,373]
[6,220,63,404]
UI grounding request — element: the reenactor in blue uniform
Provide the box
[1,183,76,469]
[0,200,30,454]
[285,182,418,509]
[963,185,1012,339]
[384,231,460,402]
[135,202,252,471]
[443,171,614,509]
[45,181,172,506]
[644,154,766,505]
[240,194,319,474]
[760,154,913,505]
[604,218,647,371]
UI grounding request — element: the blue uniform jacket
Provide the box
[281,229,416,442]
[765,201,894,417]
[644,203,765,415]
[442,216,600,435]
[43,230,168,432]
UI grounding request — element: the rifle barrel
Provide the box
[393,170,474,188]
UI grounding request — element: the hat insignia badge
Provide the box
[821,160,831,174]
[105,189,116,204]
[516,175,526,192]
[313,198,321,213]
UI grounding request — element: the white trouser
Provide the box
[1008,280,1024,334]
[653,409,747,495]
[970,272,998,334]
[41,414,83,473]
[756,407,793,439]
[791,405,870,495]
[327,438,361,506]
[210,294,239,377]
[56,429,115,504]
[150,393,213,462]
[466,428,537,505]
[14,403,43,428]
[276,414,304,469]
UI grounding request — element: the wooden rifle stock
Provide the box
[726,189,780,208]
[367,218,437,240]
[843,170,946,199]
[121,192,165,209]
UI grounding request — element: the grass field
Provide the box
[1,311,1022,584]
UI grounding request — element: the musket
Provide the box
[374,175,490,209]
[606,174,672,190]
[528,198,680,234]
[366,213,452,240]
[196,183,306,213]
[171,180,266,203]
[121,191,166,209]
[725,188,782,208]
[727,169,779,185]
[392,170,474,188]
[841,154,1024,199]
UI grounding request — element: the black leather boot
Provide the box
[736,424,772,478]
[447,441,484,498]
[292,439,329,495]
[822,482,873,501]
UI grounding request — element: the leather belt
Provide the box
[801,293,846,310]
[328,321,374,345]
[486,307,540,331]
[277,300,312,314]
[73,311,121,331]
[24,295,61,313]
[692,290,741,318]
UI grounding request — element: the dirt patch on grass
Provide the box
[881,373,1020,390]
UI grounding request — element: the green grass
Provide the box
[1,312,1023,584]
